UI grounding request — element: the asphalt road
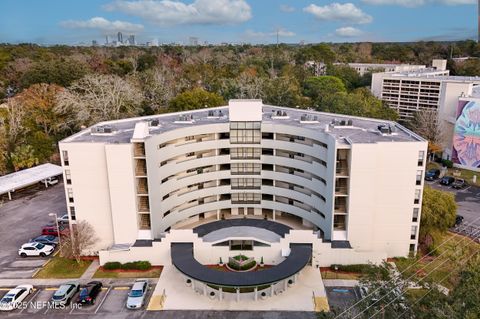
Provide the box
[0,182,67,278]
[426,179,480,227]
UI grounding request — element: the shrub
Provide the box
[103,262,122,270]
[442,159,453,168]
[330,264,371,273]
[104,261,151,271]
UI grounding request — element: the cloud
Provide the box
[335,26,364,37]
[104,0,252,25]
[245,28,296,38]
[280,4,295,12]
[60,17,144,33]
[303,3,373,24]
[361,0,475,7]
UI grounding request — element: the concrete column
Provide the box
[8,191,12,200]
[219,287,223,301]
[203,284,207,296]
[217,210,220,220]
[254,287,258,301]
[294,274,298,282]
[270,285,274,296]
[192,280,195,291]
[272,210,276,221]
[236,288,240,302]
[284,279,287,290]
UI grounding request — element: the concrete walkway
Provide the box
[80,259,100,279]
[323,279,359,287]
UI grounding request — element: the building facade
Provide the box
[338,62,426,77]
[59,100,427,267]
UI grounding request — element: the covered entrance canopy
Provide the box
[171,242,311,287]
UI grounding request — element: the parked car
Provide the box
[126,279,148,309]
[78,281,103,305]
[0,285,33,311]
[18,242,54,258]
[40,177,58,186]
[424,169,440,181]
[30,235,59,247]
[57,214,70,224]
[440,176,455,186]
[452,179,468,189]
[41,224,69,237]
[51,282,79,306]
[454,215,464,226]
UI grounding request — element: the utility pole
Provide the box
[478,0,480,43]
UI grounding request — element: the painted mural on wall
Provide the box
[452,100,480,169]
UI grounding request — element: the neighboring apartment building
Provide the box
[337,62,426,76]
[452,87,480,172]
[371,60,480,159]
[59,100,427,267]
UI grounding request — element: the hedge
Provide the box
[103,261,152,271]
[330,264,371,273]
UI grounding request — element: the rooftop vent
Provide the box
[272,110,289,119]
[149,119,160,127]
[300,114,319,123]
[377,124,397,135]
[330,119,353,127]
[207,110,224,118]
[175,114,195,124]
[91,125,115,135]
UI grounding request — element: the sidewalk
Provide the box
[323,279,359,287]
[80,259,99,279]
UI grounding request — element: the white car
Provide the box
[40,177,58,186]
[0,285,33,311]
[56,214,69,224]
[18,242,54,258]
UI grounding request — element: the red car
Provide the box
[41,224,69,237]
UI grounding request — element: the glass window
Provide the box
[70,207,76,221]
[412,208,419,222]
[230,121,261,144]
[414,189,421,204]
[416,171,422,185]
[231,148,261,159]
[67,188,74,203]
[411,226,417,240]
[231,193,261,204]
[65,170,71,184]
[231,163,261,175]
[333,215,346,230]
[231,178,261,189]
[62,150,69,166]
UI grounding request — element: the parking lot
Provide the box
[425,178,480,227]
[0,182,66,279]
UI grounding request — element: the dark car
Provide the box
[452,179,468,189]
[30,235,59,247]
[424,169,440,181]
[41,224,69,237]
[440,176,455,186]
[454,215,464,227]
[77,281,103,305]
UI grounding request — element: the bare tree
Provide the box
[410,109,447,154]
[56,74,144,126]
[139,66,178,112]
[61,220,98,263]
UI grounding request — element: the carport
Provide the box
[0,163,63,200]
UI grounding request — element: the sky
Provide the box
[0,0,477,45]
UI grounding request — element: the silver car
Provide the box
[52,282,79,306]
[126,279,148,309]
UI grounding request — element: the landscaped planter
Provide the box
[226,255,257,272]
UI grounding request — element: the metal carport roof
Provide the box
[0,163,63,199]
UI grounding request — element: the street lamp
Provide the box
[48,213,61,249]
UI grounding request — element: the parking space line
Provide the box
[113,287,130,290]
[95,286,112,314]
[45,287,58,291]
[18,288,41,314]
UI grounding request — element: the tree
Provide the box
[419,186,457,252]
[169,88,225,112]
[262,76,304,107]
[409,109,446,154]
[10,144,38,171]
[19,59,87,89]
[15,83,64,136]
[138,67,179,113]
[61,220,98,263]
[56,74,144,127]
[326,64,364,91]
[304,76,346,106]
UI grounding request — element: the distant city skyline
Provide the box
[0,0,477,45]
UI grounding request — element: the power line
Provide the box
[335,216,480,319]
[353,227,480,319]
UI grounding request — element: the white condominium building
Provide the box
[59,100,427,268]
[337,62,426,76]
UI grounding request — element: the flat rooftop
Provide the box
[0,163,63,196]
[61,104,424,145]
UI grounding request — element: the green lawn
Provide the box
[93,267,162,279]
[34,257,92,279]
[395,232,479,290]
[320,270,361,280]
